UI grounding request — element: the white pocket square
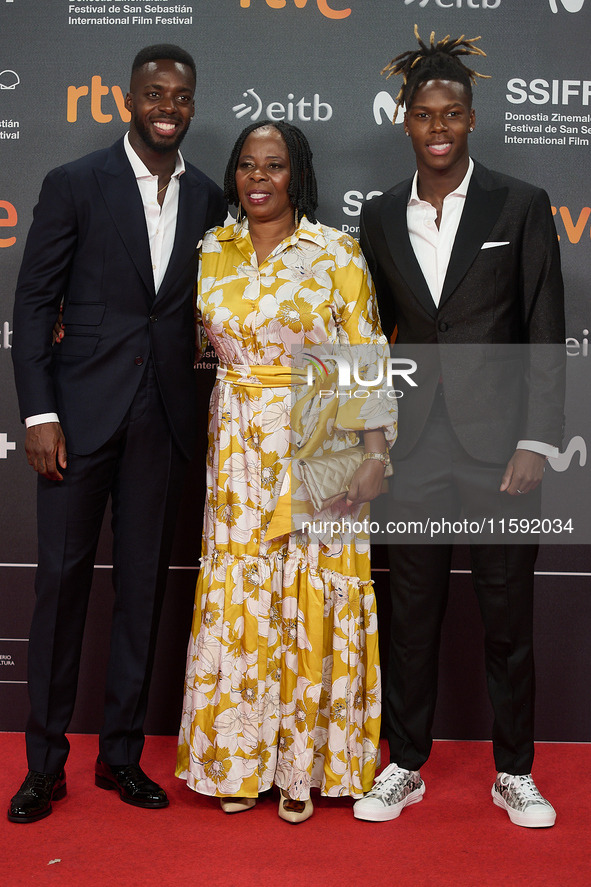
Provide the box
[481,241,510,249]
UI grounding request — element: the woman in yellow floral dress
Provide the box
[176,121,397,822]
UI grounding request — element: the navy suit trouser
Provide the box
[25,361,188,773]
[385,388,539,775]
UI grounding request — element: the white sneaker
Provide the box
[353,763,425,822]
[492,772,556,828]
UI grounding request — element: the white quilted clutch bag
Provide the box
[299,447,393,512]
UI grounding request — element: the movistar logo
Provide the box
[549,0,586,11]
[373,92,404,126]
[549,436,588,471]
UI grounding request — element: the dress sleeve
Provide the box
[320,234,397,448]
[328,234,386,346]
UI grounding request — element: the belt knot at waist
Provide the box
[217,363,307,388]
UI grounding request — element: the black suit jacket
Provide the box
[12,136,227,459]
[360,161,565,463]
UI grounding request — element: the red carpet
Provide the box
[1,733,589,887]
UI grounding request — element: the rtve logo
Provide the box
[238,0,351,19]
[67,77,131,123]
[551,205,591,243]
[549,0,586,11]
[0,200,17,248]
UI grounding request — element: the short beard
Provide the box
[133,113,190,154]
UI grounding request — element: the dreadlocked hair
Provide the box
[223,120,319,224]
[382,24,490,124]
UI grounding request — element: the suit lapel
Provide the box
[439,163,508,307]
[155,169,206,304]
[94,138,155,300]
[381,180,437,318]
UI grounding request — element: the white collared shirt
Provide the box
[26,134,184,429]
[123,131,184,293]
[407,157,474,308]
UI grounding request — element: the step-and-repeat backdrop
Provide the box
[1,0,589,741]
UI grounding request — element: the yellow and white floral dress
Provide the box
[176,217,397,800]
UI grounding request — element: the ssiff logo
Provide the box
[239,0,351,19]
[549,0,586,11]
[233,88,332,122]
[0,70,19,89]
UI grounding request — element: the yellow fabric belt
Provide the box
[217,364,307,388]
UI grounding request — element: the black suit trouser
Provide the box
[384,388,538,775]
[26,361,188,773]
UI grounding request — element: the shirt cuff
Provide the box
[25,413,60,428]
[517,440,559,459]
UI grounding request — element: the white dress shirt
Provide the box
[407,158,473,308]
[407,157,556,459]
[26,134,184,429]
[123,131,184,293]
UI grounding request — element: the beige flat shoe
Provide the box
[278,789,314,824]
[220,797,256,814]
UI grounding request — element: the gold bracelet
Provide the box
[363,452,391,468]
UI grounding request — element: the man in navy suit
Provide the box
[353,31,564,828]
[8,44,227,822]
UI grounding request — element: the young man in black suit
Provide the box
[353,30,565,828]
[8,44,227,822]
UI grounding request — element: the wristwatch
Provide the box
[363,451,391,469]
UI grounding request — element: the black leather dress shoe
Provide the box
[94,757,168,808]
[8,770,67,823]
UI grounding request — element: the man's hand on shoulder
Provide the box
[500,449,546,496]
[25,422,67,481]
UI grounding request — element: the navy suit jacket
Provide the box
[360,161,566,463]
[12,136,227,459]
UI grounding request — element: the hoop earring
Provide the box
[294,208,299,229]
[237,203,243,224]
